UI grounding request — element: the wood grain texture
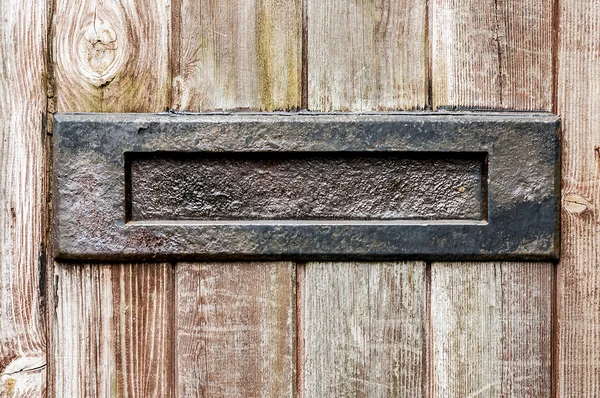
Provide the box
[557,1,600,395]
[173,4,301,395]
[307,0,427,111]
[431,262,553,397]
[53,0,171,112]
[0,0,48,395]
[302,262,426,397]
[52,0,174,396]
[430,0,555,395]
[172,0,302,111]
[431,0,554,110]
[54,263,174,398]
[305,4,428,394]
[176,262,295,397]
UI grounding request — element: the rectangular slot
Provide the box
[126,152,487,222]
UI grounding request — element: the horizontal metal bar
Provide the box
[53,112,560,262]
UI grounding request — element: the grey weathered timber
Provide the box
[53,112,560,261]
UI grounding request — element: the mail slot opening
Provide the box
[125,151,488,222]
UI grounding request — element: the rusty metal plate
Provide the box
[53,112,560,261]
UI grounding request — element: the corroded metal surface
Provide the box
[129,153,485,221]
[53,112,560,261]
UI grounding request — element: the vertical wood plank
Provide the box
[430,0,555,395]
[307,0,428,111]
[176,262,295,397]
[557,1,600,395]
[302,262,426,397]
[54,263,174,397]
[52,0,173,396]
[501,263,553,396]
[305,2,428,395]
[0,0,48,395]
[432,263,501,397]
[173,0,302,111]
[431,263,553,397]
[431,0,554,110]
[172,2,301,396]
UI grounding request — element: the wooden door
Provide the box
[0,0,597,396]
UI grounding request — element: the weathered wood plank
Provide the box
[0,0,48,395]
[53,0,171,112]
[172,3,301,395]
[176,262,295,397]
[54,263,174,397]
[173,0,302,111]
[501,263,553,396]
[431,0,554,110]
[52,0,173,396]
[431,262,553,397]
[302,262,426,397]
[432,263,501,397]
[557,1,600,395]
[305,2,428,394]
[307,0,427,111]
[430,0,555,395]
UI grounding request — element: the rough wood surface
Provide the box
[51,0,174,396]
[302,262,426,397]
[304,3,428,394]
[54,263,174,397]
[307,0,427,111]
[431,262,553,397]
[53,0,171,112]
[172,5,301,396]
[557,2,600,395]
[41,1,565,397]
[431,0,554,110]
[430,0,555,395]
[0,0,48,395]
[176,262,295,397]
[173,0,302,111]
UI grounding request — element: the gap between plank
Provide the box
[425,261,433,398]
[552,263,559,398]
[45,0,57,394]
[425,0,433,110]
[551,0,560,395]
[170,0,181,111]
[301,0,308,110]
[171,262,178,398]
[295,262,305,398]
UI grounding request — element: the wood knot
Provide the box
[0,356,45,396]
[3,378,15,395]
[564,194,593,215]
[78,18,122,87]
